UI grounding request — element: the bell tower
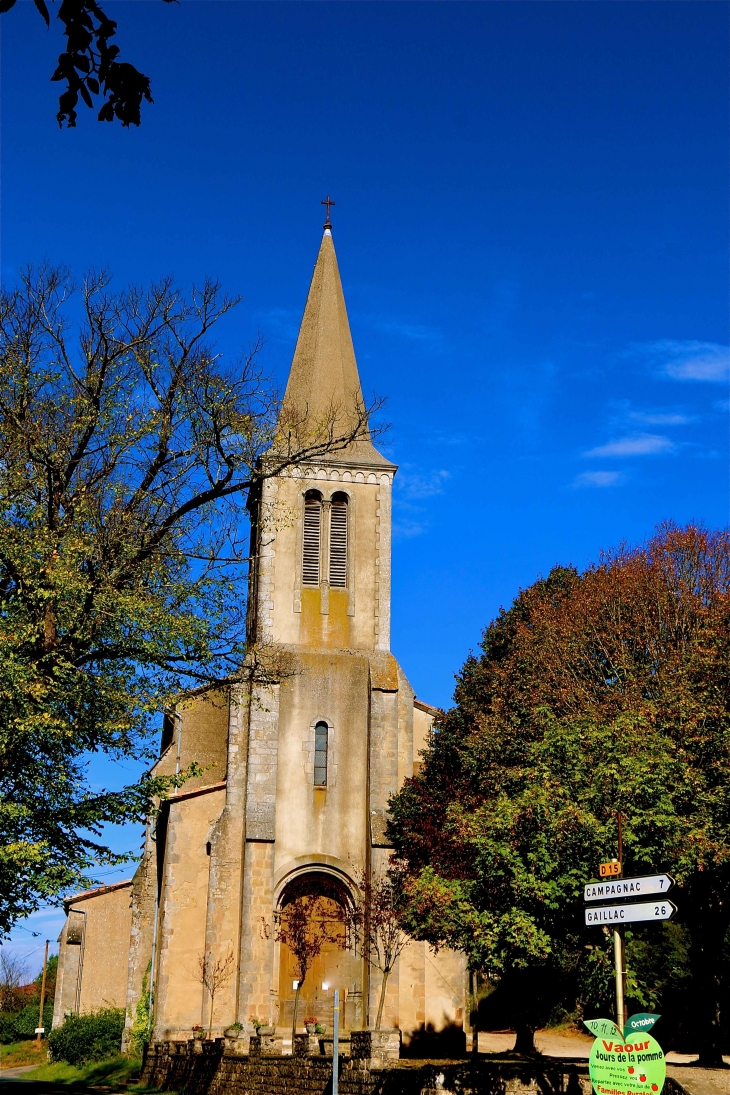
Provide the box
[249,225,396,655]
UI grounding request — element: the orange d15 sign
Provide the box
[599,860,622,877]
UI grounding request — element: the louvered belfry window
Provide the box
[314,722,328,786]
[329,493,348,587]
[302,492,322,585]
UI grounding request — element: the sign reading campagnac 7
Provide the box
[585,876,674,902]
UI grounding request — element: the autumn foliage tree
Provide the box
[196,949,235,1039]
[0,265,381,934]
[266,894,344,1045]
[389,524,730,1064]
[345,870,412,1030]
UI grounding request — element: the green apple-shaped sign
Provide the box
[584,1014,665,1095]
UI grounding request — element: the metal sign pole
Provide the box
[333,989,340,1095]
[613,927,625,1031]
[614,813,625,1031]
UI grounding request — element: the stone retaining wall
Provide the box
[141,1040,602,1094]
[142,1041,696,1095]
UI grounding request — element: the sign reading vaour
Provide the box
[584,1015,665,1095]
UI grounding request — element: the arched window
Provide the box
[314,722,328,786]
[329,493,348,588]
[302,491,322,585]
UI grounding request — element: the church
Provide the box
[53,221,467,1048]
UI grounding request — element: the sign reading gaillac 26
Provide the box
[584,1015,665,1095]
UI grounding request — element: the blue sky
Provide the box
[2,1,728,967]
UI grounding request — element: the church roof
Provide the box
[280,229,391,468]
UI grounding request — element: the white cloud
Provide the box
[573,471,623,488]
[631,340,730,383]
[376,318,440,343]
[424,431,472,447]
[585,433,674,458]
[392,466,451,537]
[253,306,302,343]
[628,411,693,426]
[395,468,450,499]
[393,519,427,539]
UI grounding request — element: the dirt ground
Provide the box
[476,1027,720,1065]
[476,1029,730,1095]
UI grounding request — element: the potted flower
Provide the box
[191,1025,205,1041]
[250,1016,274,1037]
[304,1016,318,1035]
[224,1021,243,1038]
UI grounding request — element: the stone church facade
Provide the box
[54,226,467,1046]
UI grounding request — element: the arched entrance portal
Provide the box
[276,871,364,1034]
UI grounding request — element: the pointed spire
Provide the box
[281,228,389,466]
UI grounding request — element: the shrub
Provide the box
[0,1013,18,1044]
[47,1008,125,1065]
[0,1002,53,1044]
[127,962,152,1058]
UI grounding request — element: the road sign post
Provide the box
[332,988,340,1095]
[613,927,624,1037]
[615,815,625,1031]
[585,828,678,1034]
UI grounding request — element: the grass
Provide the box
[23,1054,145,1087]
[0,1038,49,1069]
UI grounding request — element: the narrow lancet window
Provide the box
[329,493,348,588]
[314,722,328,786]
[302,492,322,585]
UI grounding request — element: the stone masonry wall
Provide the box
[142,1041,602,1095]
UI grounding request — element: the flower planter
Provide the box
[293,1032,321,1057]
[223,1033,250,1057]
[249,1032,282,1057]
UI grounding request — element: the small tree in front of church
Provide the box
[195,949,235,1039]
[345,869,412,1029]
[264,895,344,1045]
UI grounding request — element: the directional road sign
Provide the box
[585,900,676,926]
[584,874,674,903]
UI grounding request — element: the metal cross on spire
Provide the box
[321,195,336,229]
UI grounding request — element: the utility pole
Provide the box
[36,940,49,1043]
